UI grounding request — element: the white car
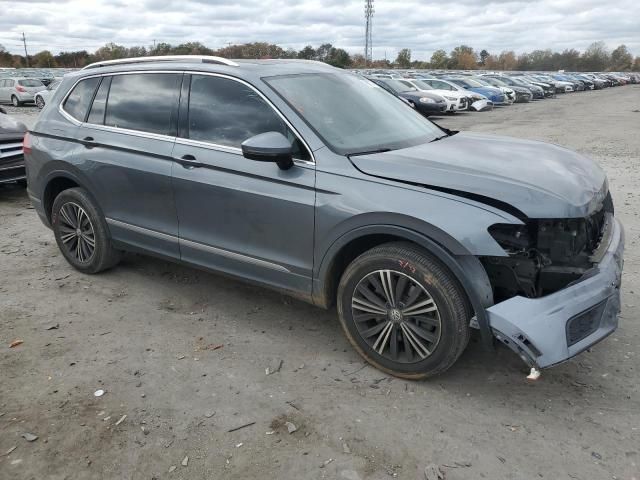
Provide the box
[398,78,470,112]
[34,79,62,109]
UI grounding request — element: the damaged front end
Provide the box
[477,193,624,369]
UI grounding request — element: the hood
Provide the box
[0,111,27,135]
[467,86,501,97]
[350,131,607,219]
[400,91,445,103]
[430,89,464,99]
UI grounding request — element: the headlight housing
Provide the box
[444,96,457,101]
[419,97,435,104]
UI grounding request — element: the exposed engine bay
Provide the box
[482,193,614,302]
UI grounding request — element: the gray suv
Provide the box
[25,56,624,378]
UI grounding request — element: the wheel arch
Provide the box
[41,169,87,225]
[313,224,495,349]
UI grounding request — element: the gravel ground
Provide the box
[1,87,639,480]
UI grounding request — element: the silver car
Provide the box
[0,77,45,106]
[34,79,62,109]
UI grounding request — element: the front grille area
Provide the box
[566,300,607,346]
[0,137,25,182]
[0,139,24,165]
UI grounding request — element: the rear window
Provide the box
[18,79,44,87]
[104,73,180,136]
[63,77,101,122]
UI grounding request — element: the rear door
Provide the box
[72,72,182,258]
[171,73,316,293]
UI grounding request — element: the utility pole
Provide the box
[21,32,29,67]
[364,0,374,65]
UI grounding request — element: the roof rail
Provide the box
[82,55,239,70]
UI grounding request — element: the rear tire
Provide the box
[337,242,472,379]
[35,95,45,109]
[51,187,121,274]
[11,95,21,107]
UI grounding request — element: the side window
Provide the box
[63,77,100,122]
[104,73,180,136]
[187,75,310,160]
[87,77,111,125]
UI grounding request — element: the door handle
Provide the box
[82,136,96,148]
[175,154,203,169]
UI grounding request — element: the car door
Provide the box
[71,72,182,258]
[171,73,316,294]
[0,80,10,102]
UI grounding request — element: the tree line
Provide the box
[1,40,638,72]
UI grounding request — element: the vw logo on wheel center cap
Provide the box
[389,308,403,322]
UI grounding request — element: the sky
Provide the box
[0,0,638,60]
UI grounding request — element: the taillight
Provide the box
[16,85,26,93]
[23,132,32,155]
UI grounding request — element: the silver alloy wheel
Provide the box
[351,270,441,363]
[36,96,45,109]
[11,96,19,107]
[58,202,96,263]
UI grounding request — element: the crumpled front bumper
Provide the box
[485,217,624,369]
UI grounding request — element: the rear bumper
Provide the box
[485,218,624,369]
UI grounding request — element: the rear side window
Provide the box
[87,77,111,125]
[63,77,100,122]
[18,79,43,87]
[186,75,309,160]
[104,73,180,136]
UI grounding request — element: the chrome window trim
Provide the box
[57,69,316,165]
[85,122,176,143]
[175,137,241,155]
[105,217,290,273]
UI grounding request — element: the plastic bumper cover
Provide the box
[485,217,624,368]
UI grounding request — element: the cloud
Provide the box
[0,0,637,59]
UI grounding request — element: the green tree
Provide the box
[326,47,351,68]
[31,50,56,68]
[430,49,449,69]
[580,41,609,71]
[610,44,633,70]
[395,48,412,68]
[297,45,316,60]
[479,49,490,66]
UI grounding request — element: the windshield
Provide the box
[380,79,416,93]
[410,80,434,90]
[471,77,490,86]
[483,77,507,87]
[265,73,442,155]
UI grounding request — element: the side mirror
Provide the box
[241,131,294,170]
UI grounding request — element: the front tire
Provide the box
[51,188,121,274]
[337,242,471,379]
[35,95,45,109]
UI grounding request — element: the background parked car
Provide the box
[34,79,62,109]
[396,78,469,112]
[0,77,45,106]
[417,78,492,111]
[444,77,508,105]
[369,78,448,116]
[0,107,27,185]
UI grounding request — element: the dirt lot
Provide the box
[1,88,639,480]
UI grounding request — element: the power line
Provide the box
[21,32,29,67]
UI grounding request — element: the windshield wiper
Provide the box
[430,135,449,142]
[347,148,392,157]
